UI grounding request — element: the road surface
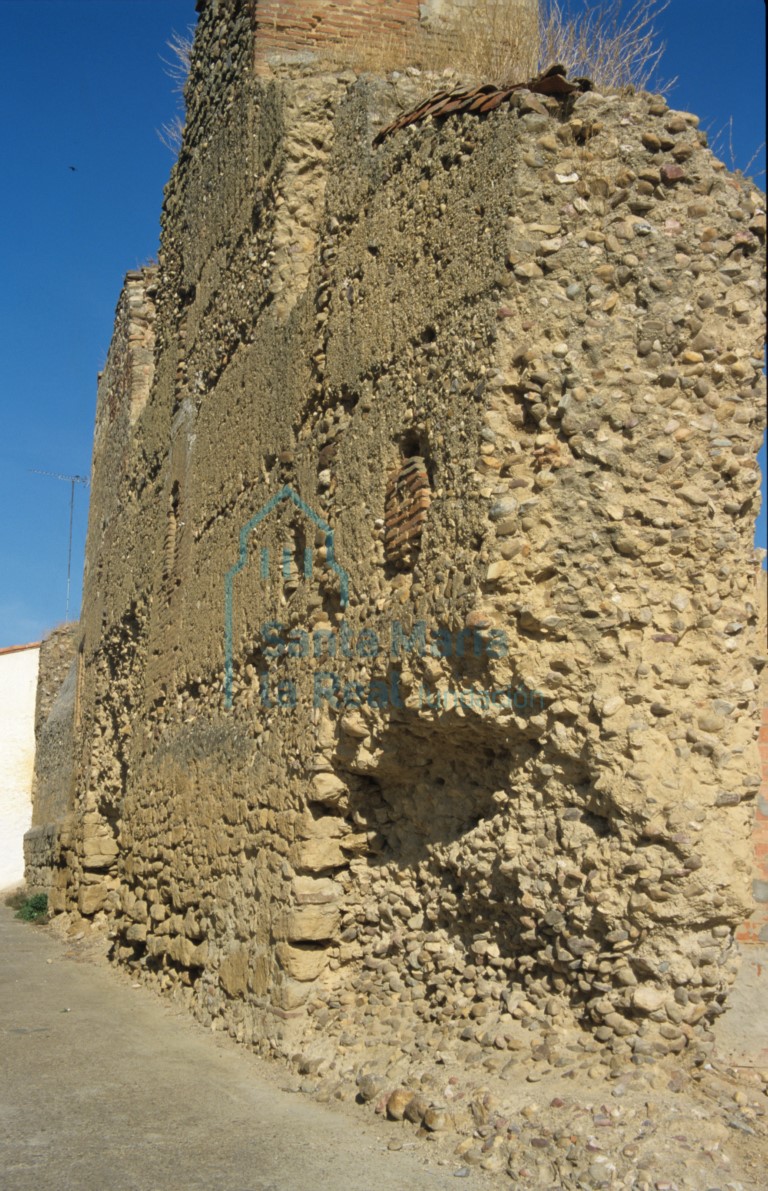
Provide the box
[0,905,483,1191]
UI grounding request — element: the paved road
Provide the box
[0,906,483,1191]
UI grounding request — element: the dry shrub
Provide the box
[324,23,431,76]
[708,116,766,184]
[323,1,539,83]
[157,27,194,155]
[540,0,672,92]
[158,113,186,156]
[161,27,194,99]
[326,0,670,92]
[440,0,540,83]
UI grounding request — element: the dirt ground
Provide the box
[2,903,766,1191]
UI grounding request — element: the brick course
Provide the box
[254,0,423,69]
[384,457,432,569]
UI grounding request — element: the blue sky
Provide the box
[0,0,765,649]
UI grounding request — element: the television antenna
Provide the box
[30,469,90,621]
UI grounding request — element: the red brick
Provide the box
[254,0,425,65]
[737,920,766,944]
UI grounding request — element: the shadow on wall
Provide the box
[298,660,612,1022]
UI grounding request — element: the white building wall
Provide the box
[0,644,39,890]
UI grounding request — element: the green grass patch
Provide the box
[14,893,49,922]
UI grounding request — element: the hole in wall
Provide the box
[400,429,422,459]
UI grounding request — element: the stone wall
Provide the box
[30,662,76,830]
[54,0,766,1076]
[23,624,79,897]
[32,623,78,742]
[737,566,768,946]
[45,268,159,918]
[30,623,79,827]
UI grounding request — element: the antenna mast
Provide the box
[30,469,89,621]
